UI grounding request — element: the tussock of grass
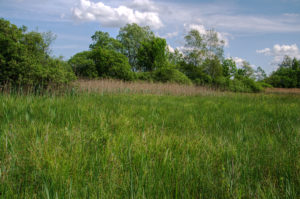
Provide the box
[0,91,299,198]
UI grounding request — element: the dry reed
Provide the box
[75,79,224,96]
[265,88,300,95]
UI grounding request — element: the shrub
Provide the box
[91,48,134,81]
[153,67,192,85]
[242,78,263,92]
[228,78,263,93]
[136,72,154,82]
[213,76,229,90]
[258,81,273,88]
[68,51,98,78]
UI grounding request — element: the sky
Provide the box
[1,0,300,74]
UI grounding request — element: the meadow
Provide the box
[0,81,299,198]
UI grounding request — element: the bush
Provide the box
[242,78,263,92]
[68,51,97,78]
[136,72,154,82]
[153,68,192,85]
[228,78,263,93]
[258,81,273,88]
[91,48,134,81]
[213,76,229,90]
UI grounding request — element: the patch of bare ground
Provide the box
[75,79,225,96]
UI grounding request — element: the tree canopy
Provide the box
[266,56,300,88]
[0,18,75,87]
[2,19,290,92]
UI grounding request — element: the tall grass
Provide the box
[76,79,219,96]
[0,91,299,198]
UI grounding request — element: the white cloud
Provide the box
[232,57,245,67]
[72,0,163,29]
[283,13,299,17]
[257,44,300,63]
[167,45,175,53]
[199,14,300,33]
[164,31,178,38]
[129,0,159,12]
[185,24,207,35]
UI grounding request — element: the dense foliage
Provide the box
[266,56,300,88]
[68,23,267,91]
[4,19,299,91]
[0,18,75,87]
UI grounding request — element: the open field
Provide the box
[0,87,300,198]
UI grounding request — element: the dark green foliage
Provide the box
[0,18,75,87]
[68,51,97,78]
[91,48,134,81]
[178,62,211,85]
[137,37,168,72]
[266,56,300,88]
[153,67,192,85]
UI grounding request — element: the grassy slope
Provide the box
[0,92,299,198]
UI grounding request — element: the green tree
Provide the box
[255,66,267,81]
[266,57,299,88]
[184,30,206,66]
[90,48,134,81]
[202,56,223,80]
[237,61,255,79]
[292,58,300,70]
[90,31,123,51]
[117,23,154,71]
[222,58,237,78]
[0,18,75,87]
[137,37,167,72]
[279,55,293,68]
[184,29,225,66]
[168,49,184,66]
[205,29,224,61]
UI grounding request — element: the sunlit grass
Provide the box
[0,91,299,198]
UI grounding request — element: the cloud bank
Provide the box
[72,0,163,29]
[257,44,300,63]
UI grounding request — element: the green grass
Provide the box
[0,92,299,198]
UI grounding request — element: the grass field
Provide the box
[0,83,300,198]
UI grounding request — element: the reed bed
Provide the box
[75,79,222,96]
[265,88,300,94]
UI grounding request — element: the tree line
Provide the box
[1,18,299,92]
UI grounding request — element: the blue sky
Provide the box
[1,0,300,74]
